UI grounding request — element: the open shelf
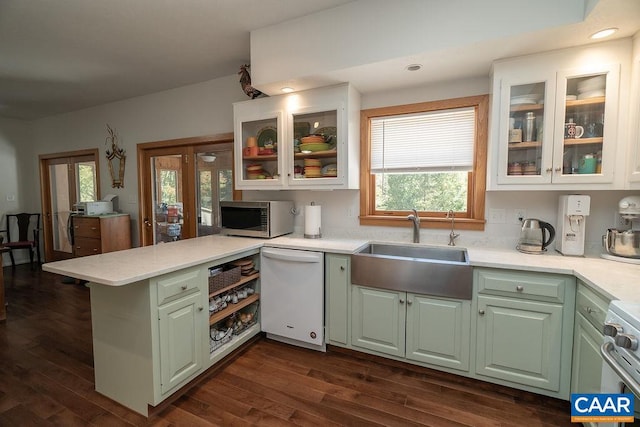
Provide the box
[566,96,605,107]
[508,141,542,150]
[243,154,277,161]
[209,272,259,298]
[294,150,338,159]
[510,103,544,112]
[209,293,260,325]
[564,137,603,146]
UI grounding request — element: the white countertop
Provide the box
[42,236,264,286]
[42,234,640,303]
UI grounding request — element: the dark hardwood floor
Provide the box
[0,264,573,426]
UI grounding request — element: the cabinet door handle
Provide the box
[516,285,524,292]
[399,299,405,304]
[479,309,485,316]
[91,227,97,230]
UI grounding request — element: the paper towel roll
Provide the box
[304,204,322,239]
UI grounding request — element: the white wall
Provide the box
[0,117,35,265]
[29,74,248,249]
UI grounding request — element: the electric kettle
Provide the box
[517,218,556,254]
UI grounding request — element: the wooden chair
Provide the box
[0,213,41,270]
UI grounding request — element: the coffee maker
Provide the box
[556,194,590,256]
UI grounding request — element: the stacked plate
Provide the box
[577,75,605,100]
[246,164,263,179]
[304,158,322,178]
[322,163,337,177]
[300,135,330,152]
[511,94,541,105]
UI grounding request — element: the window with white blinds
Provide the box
[370,107,475,173]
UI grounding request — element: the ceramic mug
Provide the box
[564,122,584,139]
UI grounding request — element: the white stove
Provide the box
[601,300,640,426]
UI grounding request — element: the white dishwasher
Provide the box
[260,247,325,351]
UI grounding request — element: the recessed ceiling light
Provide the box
[406,64,422,72]
[590,27,618,40]
[281,87,294,93]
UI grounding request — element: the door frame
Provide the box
[136,133,239,246]
[39,149,101,262]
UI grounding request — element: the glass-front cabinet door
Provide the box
[234,105,284,190]
[552,64,620,184]
[498,77,555,184]
[288,107,340,186]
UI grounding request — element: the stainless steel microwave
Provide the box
[220,201,294,238]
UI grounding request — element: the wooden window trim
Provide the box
[359,95,488,231]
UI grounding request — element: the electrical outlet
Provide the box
[513,209,526,224]
[488,208,506,224]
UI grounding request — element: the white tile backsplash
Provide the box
[244,189,640,254]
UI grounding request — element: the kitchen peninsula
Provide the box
[43,234,640,415]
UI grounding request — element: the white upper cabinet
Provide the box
[628,34,640,187]
[488,39,631,191]
[233,83,360,190]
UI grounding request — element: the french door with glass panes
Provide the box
[139,140,235,246]
[39,150,100,262]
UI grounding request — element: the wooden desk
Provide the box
[0,246,9,321]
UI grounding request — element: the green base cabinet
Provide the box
[351,285,405,357]
[326,254,350,346]
[476,295,562,390]
[406,294,471,371]
[571,282,609,397]
[474,268,575,399]
[158,291,203,394]
[350,284,471,372]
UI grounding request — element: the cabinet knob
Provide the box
[91,227,97,230]
[479,309,485,316]
[181,285,187,290]
[340,266,345,271]
[516,285,524,292]
[198,307,204,312]
[586,306,594,314]
[407,300,413,305]
[399,299,405,304]
[554,167,562,172]
[545,168,553,173]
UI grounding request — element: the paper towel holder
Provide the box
[304,202,322,239]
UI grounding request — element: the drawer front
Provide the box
[156,268,202,306]
[476,268,569,303]
[576,282,609,331]
[74,217,101,238]
[74,237,101,257]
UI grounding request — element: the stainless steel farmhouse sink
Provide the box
[351,243,473,300]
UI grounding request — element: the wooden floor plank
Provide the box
[1,265,574,426]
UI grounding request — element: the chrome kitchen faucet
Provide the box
[407,209,420,243]
[447,210,459,246]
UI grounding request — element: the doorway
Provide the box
[137,134,237,246]
[39,149,100,262]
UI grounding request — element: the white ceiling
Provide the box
[1,0,639,121]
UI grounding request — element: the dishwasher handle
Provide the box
[262,248,322,263]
